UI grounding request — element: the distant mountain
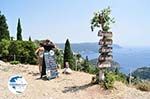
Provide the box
[132,67,150,80]
[90,58,120,67]
[56,42,122,53]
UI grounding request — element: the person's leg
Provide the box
[39,57,43,73]
[41,55,46,78]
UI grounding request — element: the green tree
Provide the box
[0,39,10,58]
[83,56,90,72]
[29,36,32,41]
[0,11,10,41]
[75,53,83,71]
[91,7,115,32]
[10,37,14,41]
[55,49,64,67]
[8,41,37,64]
[17,18,22,40]
[63,39,75,69]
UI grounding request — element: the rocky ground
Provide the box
[0,61,150,99]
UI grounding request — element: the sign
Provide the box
[44,51,58,79]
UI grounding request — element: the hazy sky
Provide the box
[0,0,150,47]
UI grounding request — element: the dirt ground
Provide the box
[0,61,150,99]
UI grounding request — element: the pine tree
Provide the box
[29,36,32,41]
[63,39,75,69]
[0,11,10,41]
[17,18,22,40]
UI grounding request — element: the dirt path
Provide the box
[0,62,149,99]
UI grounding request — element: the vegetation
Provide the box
[104,71,116,89]
[0,40,37,64]
[0,11,10,41]
[29,36,32,41]
[91,6,115,32]
[102,69,127,89]
[10,61,20,65]
[0,39,10,59]
[79,56,98,74]
[129,67,150,92]
[55,49,64,67]
[132,67,150,80]
[135,81,150,92]
[91,67,127,89]
[82,56,90,72]
[17,18,22,40]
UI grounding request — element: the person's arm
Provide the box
[35,48,39,55]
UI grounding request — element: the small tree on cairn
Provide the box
[91,7,115,81]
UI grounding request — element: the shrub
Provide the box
[0,40,37,64]
[136,81,150,91]
[8,41,37,64]
[104,72,116,89]
[87,66,99,74]
[115,72,127,83]
[0,39,10,59]
[130,76,142,85]
[55,49,64,67]
[10,61,20,65]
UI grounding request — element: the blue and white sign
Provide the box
[8,75,27,94]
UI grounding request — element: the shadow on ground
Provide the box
[62,83,94,93]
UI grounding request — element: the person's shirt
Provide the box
[35,47,44,58]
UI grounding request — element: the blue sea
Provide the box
[80,47,150,74]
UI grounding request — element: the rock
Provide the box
[63,68,72,74]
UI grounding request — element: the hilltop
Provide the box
[0,61,149,99]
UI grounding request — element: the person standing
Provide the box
[35,43,44,78]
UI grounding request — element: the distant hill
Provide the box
[132,67,150,80]
[56,42,122,53]
[90,58,120,67]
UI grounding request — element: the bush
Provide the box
[87,66,99,74]
[115,72,127,83]
[10,61,20,65]
[130,76,142,85]
[97,69,128,89]
[136,81,150,91]
[55,49,64,67]
[0,39,10,58]
[104,72,116,89]
[0,40,37,64]
[8,41,37,64]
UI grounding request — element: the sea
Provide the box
[80,47,150,74]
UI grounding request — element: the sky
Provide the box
[0,0,150,47]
